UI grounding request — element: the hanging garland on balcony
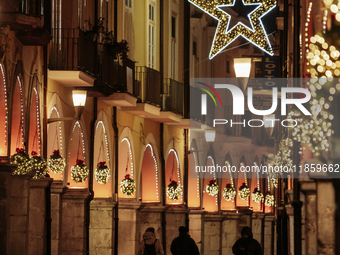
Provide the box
[238,183,250,200]
[47,149,66,174]
[264,194,275,207]
[71,159,89,183]
[251,188,264,203]
[166,180,182,201]
[206,179,219,196]
[31,151,48,179]
[120,174,136,196]
[95,161,111,184]
[11,148,32,175]
[223,184,236,201]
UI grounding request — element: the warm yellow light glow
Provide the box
[234,58,251,78]
[72,90,87,107]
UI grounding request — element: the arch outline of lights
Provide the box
[50,107,63,154]
[0,64,8,153]
[95,121,111,166]
[144,144,159,201]
[168,149,182,201]
[121,138,134,178]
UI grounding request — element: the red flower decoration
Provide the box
[98,161,106,166]
[171,180,177,184]
[125,174,130,179]
[209,179,215,184]
[16,148,25,153]
[31,151,37,156]
[226,183,232,187]
[76,159,84,165]
[53,149,60,155]
[242,182,246,186]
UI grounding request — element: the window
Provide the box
[171,15,177,79]
[193,41,197,56]
[171,16,176,39]
[125,0,132,8]
[148,3,155,68]
[226,60,230,74]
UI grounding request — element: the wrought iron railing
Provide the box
[162,79,184,115]
[135,66,161,106]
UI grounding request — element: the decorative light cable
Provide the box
[192,149,200,198]
[145,144,159,201]
[166,149,182,201]
[0,64,8,152]
[223,161,236,201]
[323,10,328,33]
[207,156,218,205]
[70,121,86,161]
[238,163,250,203]
[122,138,133,178]
[50,107,63,153]
[305,3,312,51]
[169,149,181,187]
[17,76,24,149]
[96,121,110,165]
[33,88,41,154]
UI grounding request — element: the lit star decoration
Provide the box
[71,159,89,183]
[188,0,276,59]
[166,180,182,201]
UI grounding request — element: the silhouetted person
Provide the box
[136,227,164,255]
[232,227,261,255]
[170,226,200,255]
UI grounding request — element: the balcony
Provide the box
[48,28,96,87]
[135,66,161,106]
[162,79,184,115]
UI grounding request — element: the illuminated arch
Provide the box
[141,143,160,203]
[165,149,183,204]
[67,121,87,188]
[249,156,263,212]
[118,137,135,198]
[28,86,41,155]
[0,63,8,156]
[236,157,249,207]
[10,75,24,155]
[202,154,218,212]
[93,119,112,197]
[188,139,200,208]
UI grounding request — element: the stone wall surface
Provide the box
[165,210,186,254]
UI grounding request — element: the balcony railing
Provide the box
[135,66,161,106]
[49,28,96,75]
[162,79,184,115]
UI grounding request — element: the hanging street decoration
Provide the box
[251,188,264,203]
[206,179,219,196]
[11,148,32,175]
[166,180,182,201]
[31,151,48,179]
[238,183,251,200]
[223,184,236,201]
[47,149,66,174]
[71,159,89,183]
[264,194,275,207]
[95,161,111,184]
[120,174,136,196]
[188,0,276,59]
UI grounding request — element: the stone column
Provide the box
[252,213,264,247]
[188,210,204,253]
[221,212,240,255]
[28,178,53,255]
[0,164,16,255]
[51,181,65,255]
[165,208,187,254]
[300,179,317,255]
[263,215,275,255]
[59,188,90,254]
[117,202,140,255]
[203,214,222,255]
[317,181,335,255]
[89,199,115,255]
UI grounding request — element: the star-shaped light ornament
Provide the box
[189,0,276,59]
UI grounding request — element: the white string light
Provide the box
[0,64,8,152]
[145,144,159,201]
[192,149,200,198]
[96,121,110,165]
[50,107,63,154]
[33,88,41,155]
[122,138,133,178]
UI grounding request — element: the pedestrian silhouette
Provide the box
[232,227,261,255]
[136,227,164,255]
[170,226,200,255]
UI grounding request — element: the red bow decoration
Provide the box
[226,183,232,188]
[31,151,37,156]
[171,180,177,184]
[254,188,259,192]
[209,179,215,184]
[53,149,60,155]
[125,174,130,179]
[76,159,84,165]
[98,161,106,166]
[242,182,246,186]
[16,148,25,153]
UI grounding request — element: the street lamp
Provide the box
[48,90,87,124]
[205,130,216,142]
[234,58,251,92]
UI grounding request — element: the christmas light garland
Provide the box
[120,174,136,196]
[70,159,89,183]
[264,194,275,207]
[252,188,264,203]
[95,161,111,184]
[223,184,236,201]
[47,149,66,174]
[31,151,47,179]
[206,179,219,196]
[11,148,32,175]
[166,180,182,201]
[238,183,250,200]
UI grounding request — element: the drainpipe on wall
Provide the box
[85,97,97,254]
[184,129,189,229]
[160,123,167,255]
[113,107,119,255]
